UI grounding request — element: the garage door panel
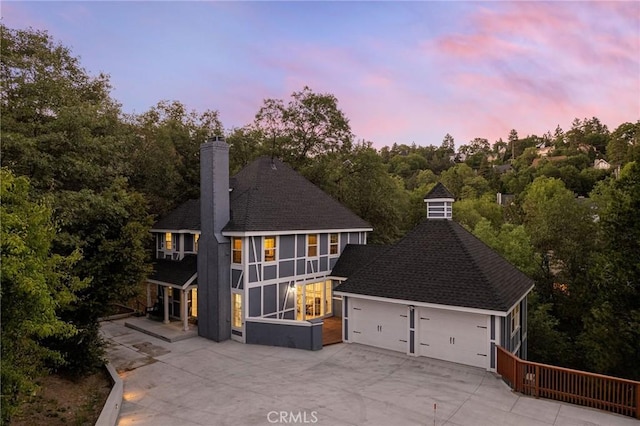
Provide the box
[419,308,488,369]
[350,299,407,353]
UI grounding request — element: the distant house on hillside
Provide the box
[537,146,553,157]
[532,155,568,168]
[593,159,611,170]
[493,164,513,174]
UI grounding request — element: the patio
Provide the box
[124,316,198,343]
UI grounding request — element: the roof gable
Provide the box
[224,157,370,232]
[335,220,533,312]
[425,182,454,200]
[152,199,200,231]
[152,157,370,233]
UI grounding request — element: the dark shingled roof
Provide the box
[152,199,200,231]
[425,182,455,200]
[149,254,197,287]
[152,157,370,233]
[224,157,370,232]
[331,244,390,278]
[335,220,533,312]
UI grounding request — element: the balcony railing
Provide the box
[496,346,640,419]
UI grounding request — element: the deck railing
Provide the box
[496,346,640,419]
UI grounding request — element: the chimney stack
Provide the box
[198,136,231,341]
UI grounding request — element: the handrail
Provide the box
[496,346,640,419]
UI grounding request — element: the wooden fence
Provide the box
[496,346,640,419]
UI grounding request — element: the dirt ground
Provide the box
[10,369,112,426]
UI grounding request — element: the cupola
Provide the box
[423,183,454,220]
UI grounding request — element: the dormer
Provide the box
[423,183,454,220]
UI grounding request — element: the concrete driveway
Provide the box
[102,320,638,426]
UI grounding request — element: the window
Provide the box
[329,233,339,255]
[511,304,521,333]
[307,234,318,257]
[232,293,242,328]
[194,234,200,252]
[427,201,452,219]
[232,237,242,263]
[165,233,173,250]
[264,237,276,262]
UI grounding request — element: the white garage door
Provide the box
[418,308,488,369]
[349,299,407,353]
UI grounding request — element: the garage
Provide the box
[349,299,407,353]
[418,308,488,368]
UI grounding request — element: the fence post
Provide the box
[513,353,518,392]
[535,365,540,398]
[636,382,640,419]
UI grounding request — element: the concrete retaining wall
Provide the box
[95,363,123,426]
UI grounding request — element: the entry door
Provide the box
[350,299,407,353]
[419,308,488,368]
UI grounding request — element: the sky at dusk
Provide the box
[2,1,639,149]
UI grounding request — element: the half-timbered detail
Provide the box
[146,137,371,349]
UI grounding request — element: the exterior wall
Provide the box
[239,231,366,348]
[500,296,528,359]
[245,318,322,350]
[244,232,360,316]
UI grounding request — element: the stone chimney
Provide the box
[197,136,231,341]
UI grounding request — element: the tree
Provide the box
[253,86,353,168]
[576,162,640,379]
[508,129,519,160]
[333,143,409,243]
[126,100,223,214]
[441,133,455,151]
[454,196,504,232]
[1,25,152,375]
[227,126,266,174]
[607,121,640,166]
[1,25,129,194]
[440,163,490,199]
[0,170,87,422]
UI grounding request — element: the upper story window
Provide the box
[194,234,200,252]
[307,234,318,257]
[264,237,276,262]
[232,237,242,263]
[165,232,173,250]
[511,304,520,334]
[329,233,339,255]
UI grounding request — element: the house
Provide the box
[334,183,534,371]
[496,192,516,206]
[593,158,611,170]
[148,137,372,349]
[493,164,513,174]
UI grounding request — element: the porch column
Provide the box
[146,283,151,318]
[182,289,189,331]
[163,287,170,324]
